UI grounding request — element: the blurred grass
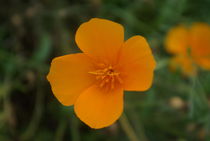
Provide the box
[0,0,210,141]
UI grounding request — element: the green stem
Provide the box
[2,78,17,138]
[130,111,149,141]
[55,119,67,141]
[189,76,196,117]
[155,58,169,70]
[20,85,44,141]
[119,113,139,141]
[70,115,80,141]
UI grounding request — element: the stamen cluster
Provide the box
[89,65,123,90]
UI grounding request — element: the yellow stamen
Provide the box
[88,65,123,89]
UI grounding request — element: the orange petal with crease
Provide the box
[74,85,123,129]
[47,53,95,106]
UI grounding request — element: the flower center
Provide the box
[89,65,123,90]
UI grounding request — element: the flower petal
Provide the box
[165,25,189,55]
[74,85,123,129]
[75,18,124,64]
[117,36,156,91]
[47,53,95,106]
[190,23,210,70]
[170,55,197,76]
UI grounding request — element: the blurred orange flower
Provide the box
[47,18,156,129]
[165,23,210,76]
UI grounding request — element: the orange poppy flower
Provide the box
[47,18,156,129]
[165,23,210,76]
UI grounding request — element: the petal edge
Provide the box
[47,53,95,106]
[74,85,124,129]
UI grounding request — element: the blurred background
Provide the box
[1,0,210,140]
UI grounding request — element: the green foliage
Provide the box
[0,0,210,140]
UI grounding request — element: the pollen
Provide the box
[89,65,123,90]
